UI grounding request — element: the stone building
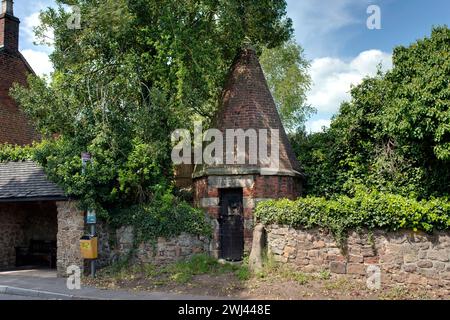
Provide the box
[0,1,84,276]
[193,48,303,261]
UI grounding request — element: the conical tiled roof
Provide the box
[193,48,303,178]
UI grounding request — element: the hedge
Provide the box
[255,190,450,243]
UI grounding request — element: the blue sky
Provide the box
[13,0,450,132]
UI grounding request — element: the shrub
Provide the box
[109,190,212,244]
[255,189,450,244]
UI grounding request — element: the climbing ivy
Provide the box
[255,187,450,245]
[109,189,212,244]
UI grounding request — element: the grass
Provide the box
[318,269,332,280]
[98,254,250,285]
[254,254,318,285]
[378,285,424,300]
[161,254,242,284]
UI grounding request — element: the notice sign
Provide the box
[86,210,96,224]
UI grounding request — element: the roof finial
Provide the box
[242,37,256,54]
[1,0,14,16]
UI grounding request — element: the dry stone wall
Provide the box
[266,225,450,290]
[96,225,211,266]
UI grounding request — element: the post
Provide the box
[90,224,96,277]
[82,152,96,278]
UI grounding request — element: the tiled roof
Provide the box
[0,161,67,201]
[193,48,304,178]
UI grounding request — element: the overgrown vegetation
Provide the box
[1,0,312,241]
[291,26,450,199]
[256,188,450,244]
[259,27,450,240]
[97,254,250,285]
[109,190,212,244]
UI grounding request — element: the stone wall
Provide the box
[266,225,450,289]
[96,225,211,266]
[0,202,57,270]
[56,201,84,277]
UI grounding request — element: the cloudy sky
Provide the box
[13,0,450,132]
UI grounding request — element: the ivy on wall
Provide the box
[255,187,450,244]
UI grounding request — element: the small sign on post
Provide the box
[81,152,96,278]
[81,152,92,174]
[86,210,97,224]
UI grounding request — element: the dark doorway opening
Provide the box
[219,188,244,261]
[0,202,58,271]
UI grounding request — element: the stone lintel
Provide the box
[207,176,254,189]
[200,197,219,208]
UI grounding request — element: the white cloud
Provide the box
[287,0,372,56]
[305,119,332,133]
[18,5,55,77]
[21,11,54,48]
[307,49,392,114]
[21,49,53,76]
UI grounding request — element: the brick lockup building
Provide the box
[193,48,304,261]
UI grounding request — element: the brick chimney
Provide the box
[0,0,20,52]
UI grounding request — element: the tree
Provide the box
[10,0,294,214]
[291,26,450,199]
[260,40,313,131]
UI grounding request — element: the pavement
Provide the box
[0,269,220,300]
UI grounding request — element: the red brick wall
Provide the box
[0,13,19,52]
[194,174,302,257]
[0,11,38,146]
[0,51,38,145]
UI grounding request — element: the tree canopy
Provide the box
[292,26,450,199]
[260,40,313,132]
[10,0,295,215]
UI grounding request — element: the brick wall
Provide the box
[194,174,301,257]
[0,10,38,146]
[266,226,450,289]
[0,51,38,145]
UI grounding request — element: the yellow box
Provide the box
[80,237,98,259]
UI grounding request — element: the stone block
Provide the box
[364,256,380,264]
[329,261,347,274]
[427,250,449,262]
[417,260,433,268]
[348,254,364,263]
[403,264,417,273]
[433,261,446,272]
[347,263,366,275]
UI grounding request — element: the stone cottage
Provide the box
[0,0,85,276]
